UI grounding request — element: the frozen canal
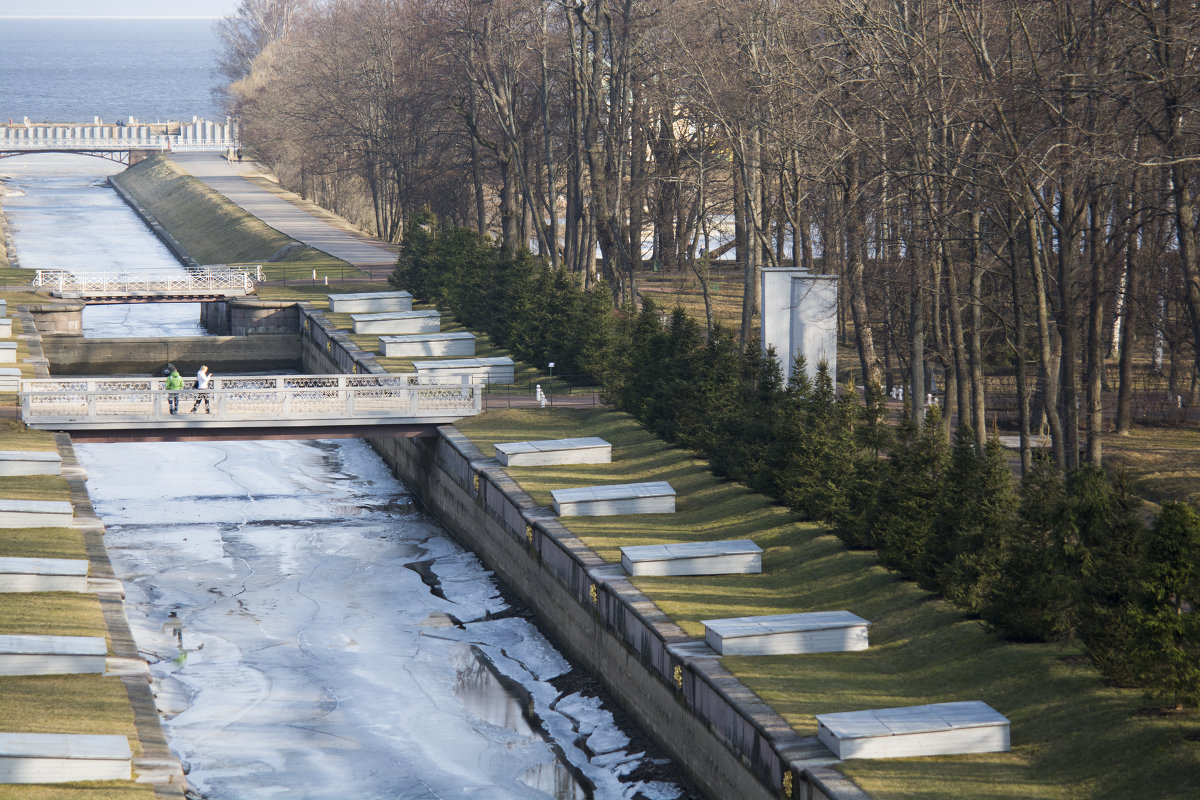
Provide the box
[1,154,204,337]
[3,155,687,799]
[77,440,682,799]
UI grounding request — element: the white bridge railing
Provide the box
[32,266,262,297]
[20,374,482,429]
[0,138,237,153]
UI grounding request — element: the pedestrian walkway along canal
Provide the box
[3,154,686,799]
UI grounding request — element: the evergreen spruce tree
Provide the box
[1132,501,1200,708]
[981,458,1075,642]
[389,208,437,299]
[921,429,1018,613]
[1070,467,1146,687]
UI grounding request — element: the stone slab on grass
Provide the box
[351,310,440,335]
[0,368,19,392]
[328,291,413,314]
[552,481,675,516]
[816,701,1010,760]
[494,437,612,467]
[621,539,762,577]
[380,331,476,358]
[414,357,515,385]
[0,732,131,783]
[0,557,88,593]
[703,610,870,656]
[0,450,62,476]
[0,499,73,528]
[0,634,107,676]
[0,342,15,364]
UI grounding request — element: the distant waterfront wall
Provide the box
[41,333,300,376]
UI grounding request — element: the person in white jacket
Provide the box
[190,365,212,414]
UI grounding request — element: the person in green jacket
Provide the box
[165,366,183,415]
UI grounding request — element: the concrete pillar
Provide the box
[760,267,839,384]
[205,120,214,143]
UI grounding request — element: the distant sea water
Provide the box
[0,18,222,124]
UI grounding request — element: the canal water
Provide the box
[1,155,686,800]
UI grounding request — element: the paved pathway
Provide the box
[169,153,398,269]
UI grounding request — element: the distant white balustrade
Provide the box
[32,266,261,299]
[621,540,762,577]
[816,701,1010,760]
[1,116,238,156]
[380,332,476,358]
[19,373,482,430]
[552,481,676,516]
[328,291,413,314]
[494,437,612,466]
[703,610,870,656]
[352,310,441,335]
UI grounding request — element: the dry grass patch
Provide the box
[0,419,57,451]
[0,474,71,502]
[0,527,87,560]
[0,594,107,640]
[1103,427,1200,506]
[0,674,139,753]
[456,407,1200,800]
[0,786,155,800]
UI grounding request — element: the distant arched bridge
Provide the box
[1,117,238,165]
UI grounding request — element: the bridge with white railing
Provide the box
[1,117,238,164]
[32,266,261,303]
[19,374,482,441]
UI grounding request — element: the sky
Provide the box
[0,0,238,16]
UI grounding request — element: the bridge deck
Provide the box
[20,374,480,432]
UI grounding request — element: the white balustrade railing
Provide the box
[32,266,262,296]
[1,138,238,153]
[20,374,482,428]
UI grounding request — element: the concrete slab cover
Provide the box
[0,451,62,477]
[0,558,87,577]
[815,701,1010,760]
[0,499,73,515]
[0,732,131,760]
[329,291,413,314]
[0,635,106,656]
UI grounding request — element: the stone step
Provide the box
[494,436,612,466]
[0,557,88,592]
[0,450,63,477]
[0,499,74,528]
[0,634,107,676]
[0,732,131,783]
[328,290,413,314]
[379,331,476,358]
[413,357,514,385]
[351,310,440,335]
[703,610,870,656]
[552,481,676,516]
[816,701,1010,760]
[621,539,762,576]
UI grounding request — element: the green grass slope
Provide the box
[110,155,339,267]
[456,407,1200,800]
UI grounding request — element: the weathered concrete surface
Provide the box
[200,298,300,336]
[41,334,301,375]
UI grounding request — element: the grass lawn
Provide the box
[0,527,88,560]
[0,418,57,451]
[0,786,155,800]
[0,593,107,640]
[0,674,139,752]
[1104,427,1200,507]
[455,407,1200,800]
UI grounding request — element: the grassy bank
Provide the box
[111,155,346,272]
[455,407,1200,800]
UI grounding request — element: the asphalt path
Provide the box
[169,153,398,269]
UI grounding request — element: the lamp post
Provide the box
[547,362,555,406]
